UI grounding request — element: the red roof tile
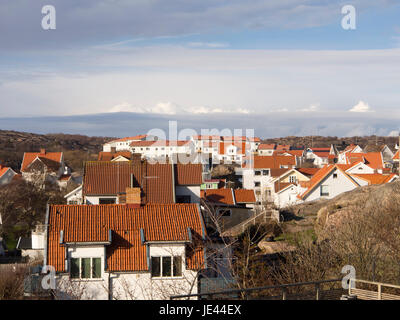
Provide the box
[233,189,256,203]
[201,189,235,205]
[83,161,174,203]
[244,155,296,169]
[219,142,248,155]
[175,163,203,185]
[346,152,384,170]
[47,204,206,272]
[21,151,62,172]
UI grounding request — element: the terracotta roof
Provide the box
[107,135,147,144]
[297,168,320,177]
[21,151,62,172]
[98,151,131,161]
[175,163,203,185]
[270,168,291,178]
[83,161,174,203]
[258,144,276,150]
[234,189,256,203]
[346,152,384,170]
[47,204,205,272]
[244,155,296,169]
[274,182,295,193]
[299,165,358,200]
[201,189,235,205]
[393,150,400,160]
[59,175,71,182]
[0,166,11,179]
[287,150,304,157]
[351,173,397,185]
[275,145,291,152]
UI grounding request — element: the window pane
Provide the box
[92,258,101,278]
[162,257,172,277]
[81,258,91,279]
[151,257,161,277]
[70,258,80,279]
[173,256,182,277]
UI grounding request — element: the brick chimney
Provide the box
[125,187,141,208]
[40,148,46,155]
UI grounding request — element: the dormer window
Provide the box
[151,256,182,278]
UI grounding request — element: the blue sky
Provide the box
[0,1,400,138]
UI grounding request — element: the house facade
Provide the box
[0,165,17,186]
[45,204,207,300]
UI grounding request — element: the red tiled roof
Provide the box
[47,204,205,272]
[346,152,384,170]
[393,150,399,160]
[83,161,174,203]
[270,168,291,177]
[0,166,11,179]
[175,163,203,185]
[244,155,296,169]
[21,151,62,172]
[258,144,276,150]
[287,150,304,157]
[274,182,295,193]
[201,189,235,205]
[297,168,320,177]
[234,189,256,203]
[59,175,71,181]
[98,151,131,161]
[351,173,397,185]
[299,165,358,199]
[107,135,147,144]
[275,145,291,152]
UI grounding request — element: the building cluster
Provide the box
[1,133,399,300]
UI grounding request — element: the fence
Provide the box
[170,278,345,300]
[349,279,400,300]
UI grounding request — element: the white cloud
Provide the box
[388,130,400,137]
[300,103,320,112]
[349,101,373,113]
[108,102,251,115]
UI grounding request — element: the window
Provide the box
[254,170,261,176]
[254,182,261,187]
[70,257,101,279]
[262,170,270,176]
[99,198,116,204]
[320,185,329,197]
[68,200,78,205]
[289,176,297,183]
[151,256,182,278]
[333,173,338,179]
[176,195,191,203]
[217,208,232,217]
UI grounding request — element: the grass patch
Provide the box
[274,228,316,245]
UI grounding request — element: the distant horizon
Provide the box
[1,111,400,141]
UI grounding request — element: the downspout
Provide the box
[171,163,176,203]
[43,203,50,266]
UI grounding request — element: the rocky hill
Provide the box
[0,130,114,172]
[283,180,400,240]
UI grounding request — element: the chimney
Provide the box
[126,187,141,207]
[40,148,46,155]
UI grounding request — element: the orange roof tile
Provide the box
[393,150,399,160]
[47,204,206,272]
[83,161,174,203]
[297,168,320,177]
[0,166,11,179]
[107,135,147,144]
[351,173,397,185]
[244,155,296,169]
[258,144,276,150]
[346,152,384,170]
[274,182,295,193]
[201,189,235,205]
[21,151,62,172]
[175,163,203,185]
[234,189,256,203]
[98,151,132,161]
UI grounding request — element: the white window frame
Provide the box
[150,255,183,279]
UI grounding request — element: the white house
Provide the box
[45,203,213,300]
[0,165,17,186]
[102,135,150,152]
[16,224,46,262]
[64,185,83,205]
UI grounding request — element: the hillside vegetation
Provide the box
[0,130,114,173]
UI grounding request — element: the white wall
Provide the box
[176,186,201,203]
[304,169,359,202]
[85,196,118,205]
